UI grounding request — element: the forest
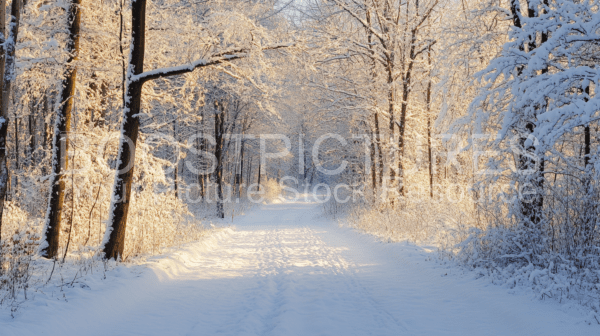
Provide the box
[0,0,600,330]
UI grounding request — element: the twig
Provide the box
[46,259,56,284]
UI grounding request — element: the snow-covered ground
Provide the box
[2,198,598,335]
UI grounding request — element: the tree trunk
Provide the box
[365,9,383,190]
[583,80,591,168]
[370,125,377,195]
[510,0,522,28]
[584,127,591,168]
[238,137,244,199]
[0,0,11,243]
[41,0,82,259]
[214,101,225,218]
[173,118,178,198]
[580,84,593,247]
[519,1,545,228]
[427,46,433,198]
[28,112,34,166]
[119,0,126,104]
[374,112,383,188]
[14,117,18,171]
[102,0,146,260]
[257,161,261,192]
[197,107,206,198]
[387,66,396,184]
[2,0,21,118]
[397,28,419,197]
[43,91,52,149]
[247,156,252,192]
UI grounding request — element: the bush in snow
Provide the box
[447,0,600,315]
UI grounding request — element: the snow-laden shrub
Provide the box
[0,204,41,307]
[0,129,210,309]
[449,181,600,315]
[345,196,474,245]
[124,190,201,259]
[444,0,600,317]
[339,177,600,315]
[453,225,600,314]
[7,128,206,259]
[262,178,284,203]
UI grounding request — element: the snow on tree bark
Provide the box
[41,0,82,259]
[102,0,147,261]
[102,0,293,259]
[0,0,21,244]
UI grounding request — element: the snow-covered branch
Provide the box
[133,43,294,84]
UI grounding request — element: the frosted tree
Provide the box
[458,0,600,266]
[41,0,82,259]
[302,0,442,200]
[0,0,24,242]
[102,0,294,260]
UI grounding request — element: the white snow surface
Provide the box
[2,198,598,335]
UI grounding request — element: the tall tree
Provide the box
[214,100,225,218]
[0,0,7,242]
[322,0,439,197]
[41,0,82,259]
[102,0,291,260]
[0,0,22,242]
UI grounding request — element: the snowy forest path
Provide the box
[3,198,598,335]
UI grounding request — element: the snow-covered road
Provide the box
[3,199,598,335]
